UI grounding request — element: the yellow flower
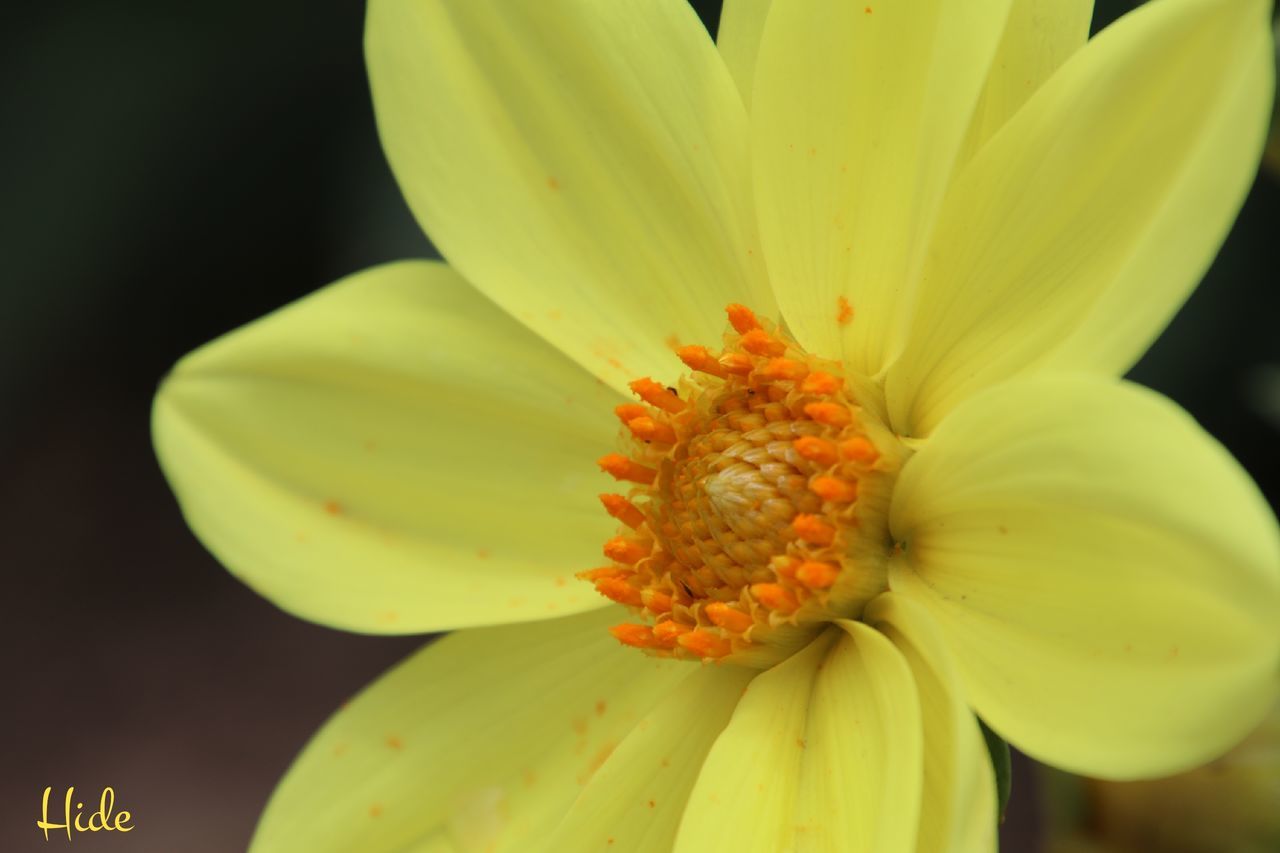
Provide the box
[152,1,1280,851]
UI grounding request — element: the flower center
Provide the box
[581,305,905,666]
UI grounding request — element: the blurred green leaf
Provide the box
[979,717,1012,823]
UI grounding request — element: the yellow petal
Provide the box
[545,665,752,852]
[750,0,1011,372]
[886,0,1274,436]
[153,261,621,634]
[889,375,1280,779]
[675,624,923,852]
[716,0,772,110]
[366,0,772,395]
[251,608,689,853]
[959,0,1094,162]
[866,593,997,853]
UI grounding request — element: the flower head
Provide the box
[154,0,1280,850]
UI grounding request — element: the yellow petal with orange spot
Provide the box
[674,624,923,851]
[366,0,774,396]
[750,0,1012,372]
[251,607,688,853]
[545,665,753,851]
[153,261,620,634]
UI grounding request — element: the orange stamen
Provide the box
[586,302,893,662]
[599,494,646,530]
[652,620,691,647]
[604,536,651,565]
[614,403,648,424]
[796,561,839,589]
[579,566,628,582]
[642,589,674,613]
[793,436,838,466]
[705,602,754,634]
[740,329,786,357]
[751,583,800,615]
[726,304,761,334]
[627,416,676,444]
[629,378,685,413]
[811,476,858,503]
[792,514,836,546]
[596,577,644,606]
[610,623,656,648]
[757,358,808,382]
[770,555,800,581]
[801,371,843,395]
[718,352,754,375]
[804,402,852,428]
[839,436,879,463]
[678,629,733,659]
[676,345,728,378]
[597,453,657,485]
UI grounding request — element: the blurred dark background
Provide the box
[1,2,1275,851]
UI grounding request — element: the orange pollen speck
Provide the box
[584,304,895,662]
[599,494,646,530]
[836,296,854,324]
[629,378,685,413]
